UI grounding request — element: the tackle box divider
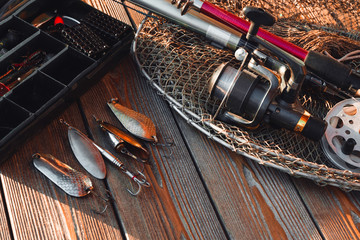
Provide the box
[0,0,134,163]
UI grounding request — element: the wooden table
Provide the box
[1,1,360,239]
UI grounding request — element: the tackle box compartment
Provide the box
[0,0,134,163]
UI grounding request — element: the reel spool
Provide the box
[208,60,327,141]
[321,98,360,172]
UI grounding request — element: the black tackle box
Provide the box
[0,0,134,163]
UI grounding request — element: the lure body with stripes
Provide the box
[107,98,157,142]
[33,153,93,197]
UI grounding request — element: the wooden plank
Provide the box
[78,55,228,239]
[121,2,147,29]
[82,0,133,26]
[0,187,11,240]
[0,103,123,239]
[82,0,146,30]
[174,114,323,239]
[294,178,360,240]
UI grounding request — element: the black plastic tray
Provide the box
[0,0,134,163]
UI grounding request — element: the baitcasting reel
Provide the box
[208,6,327,141]
[321,98,360,172]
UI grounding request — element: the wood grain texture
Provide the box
[294,178,360,240]
[0,186,11,240]
[83,0,146,31]
[121,1,147,30]
[78,55,228,239]
[0,0,359,239]
[0,103,123,240]
[174,113,323,240]
[82,0,132,26]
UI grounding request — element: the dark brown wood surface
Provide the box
[1,0,360,239]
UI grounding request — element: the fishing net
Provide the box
[132,0,360,190]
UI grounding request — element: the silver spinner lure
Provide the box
[33,153,109,213]
[33,153,94,197]
[61,119,151,195]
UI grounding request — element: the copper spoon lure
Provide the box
[93,115,149,163]
[107,98,158,143]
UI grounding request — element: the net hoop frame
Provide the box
[132,16,360,191]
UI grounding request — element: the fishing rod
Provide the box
[127,0,360,95]
[125,0,360,141]
[175,0,360,95]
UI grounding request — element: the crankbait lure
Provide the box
[61,119,106,179]
[32,153,93,197]
[107,98,157,143]
[93,115,149,162]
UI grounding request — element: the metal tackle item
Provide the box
[208,7,327,141]
[171,0,360,95]
[127,0,360,96]
[61,119,106,179]
[107,98,174,157]
[321,98,360,172]
[127,0,243,51]
[0,50,47,96]
[31,12,56,27]
[61,119,150,195]
[107,98,157,142]
[94,144,151,195]
[93,115,149,163]
[32,153,93,197]
[33,153,109,213]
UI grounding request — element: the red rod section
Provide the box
[0,83,10,96]
[200,1,309,61]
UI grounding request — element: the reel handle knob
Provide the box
[342,138,356,155]
[243,6,275,38]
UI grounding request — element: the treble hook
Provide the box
[152,135,175,158]
[61,118,151,196]
[121,167,151,196]
[93,141,151,196]
[90,190,109,214]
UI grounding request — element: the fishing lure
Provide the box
[92,141,151,195]
[0,50,47,92]
[32,153,93,197]
[31,12,56,28]
[93,115,149,163]
[61,119,150,195]
[61,119,106,179]
[107,98,157,143]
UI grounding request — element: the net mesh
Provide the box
[133,0,360,190]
